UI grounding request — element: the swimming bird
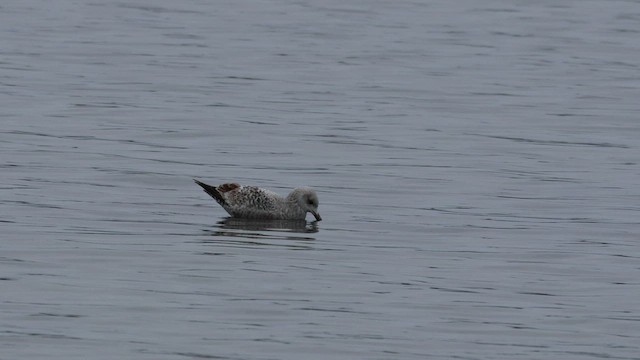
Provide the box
[194,179,321,221]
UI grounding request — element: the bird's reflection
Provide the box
[198,218,319,250]
[217,217,319,233]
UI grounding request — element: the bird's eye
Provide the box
[307,199,314,205]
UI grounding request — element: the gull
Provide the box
[194,179,321,221]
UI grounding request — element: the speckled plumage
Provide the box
[194,179,321,221]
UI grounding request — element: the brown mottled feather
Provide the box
[218,183,240,192]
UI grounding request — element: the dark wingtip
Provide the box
[193,179,226,205]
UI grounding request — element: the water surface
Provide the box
[2,1,639,359]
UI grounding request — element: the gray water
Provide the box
[2,0,639,359]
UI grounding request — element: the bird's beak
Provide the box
[311,210,322,221]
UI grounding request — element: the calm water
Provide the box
[2,0,639,359]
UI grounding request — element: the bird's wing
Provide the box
[194,179,239,208]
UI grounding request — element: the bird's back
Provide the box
[224,186,283,218]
